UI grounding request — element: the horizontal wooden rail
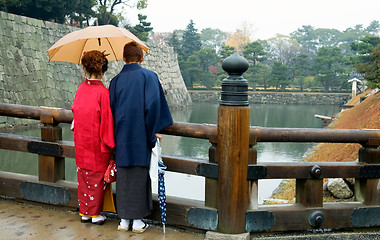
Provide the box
[248,162,380,179]
[0,103,73,123]
[251,127,380,146]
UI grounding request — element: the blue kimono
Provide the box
[109,63,173,167]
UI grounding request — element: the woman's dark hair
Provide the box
[123,42,143,63]
[81,50,108,76]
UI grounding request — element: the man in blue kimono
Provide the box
[109,42,173,233]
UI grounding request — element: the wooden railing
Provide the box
[0,102,379,234]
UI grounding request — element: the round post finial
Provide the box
[220,52,249,106]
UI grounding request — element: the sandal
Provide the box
[117,225,130,231]
[132,223,149,233]
[80,216,91,223]
[92,215,106,225]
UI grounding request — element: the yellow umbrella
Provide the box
[47,25,149,64]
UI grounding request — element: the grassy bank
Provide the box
[271,89,380,202]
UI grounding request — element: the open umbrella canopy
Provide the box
[47,25,149,64]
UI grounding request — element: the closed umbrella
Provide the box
[151,140,167,233]
[158,146,167,234]
[47,25,148,64]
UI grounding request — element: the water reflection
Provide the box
[0,103,341,203]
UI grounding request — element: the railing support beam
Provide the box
[356,147,380,205]
[38,114,65,183]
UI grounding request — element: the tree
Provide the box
[242,40,268,90]
[69,0,96,27]
[292,53,311,91]
[267,34,302,65]
[181,20,202,60]
[95,0,147,25]
[351,36,380,88]
[312,28,341,49]
[200,28,227,53]
[166,30,183,52]
[351,36,380,57]
[243,40,267,66]
[366,20,380,36]
[219,45,235,59]
[269,61,289,90]
[1,0,84,23]
[186,48,219,89]
[178,20,202,88]
[125,14,152,41]
[360,44,380,88]
[290,25,318,55]
[246,63,271,90]
[314,47,348,92]
[225,29,250,53]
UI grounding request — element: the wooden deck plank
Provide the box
[0,198,205,240]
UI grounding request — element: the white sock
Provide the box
[132,219,145,229]
[81,216,90,220]
[92,215,105,222]
[120,219,130,229]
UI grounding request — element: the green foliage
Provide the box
[95,0,148,25]
[243,41,267,66]
[366,20,380,35]
[351,36,380,88]
[70,0,96,27]
[242,40,270,89]
[267,34,302,65]
[270,61,289,90]
[200,28,227,53]
[184,48,219,89]
[289,25,317,55]
[246,63,271,90]
[125,14,152,41]
[314,47,349,92]
[219,45,235,59]
[177,20,203,88]
[181,20,202,60]
[292,53,311,91]
[1,0,88,23]
[167,30,183,54]
[351,36,380,61]
[290,22,379,55]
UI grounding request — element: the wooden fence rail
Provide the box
[0,102,380,234]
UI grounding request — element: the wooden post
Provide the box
[217,52,250,234]
[205,137,218,208]
[39,114,65,183]
[248,144,258,209]
[296,179,323,207]
[355,147,380,205]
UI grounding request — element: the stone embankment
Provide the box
[0,11,192,127]
[190,91,351,105]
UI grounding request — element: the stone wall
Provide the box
[190,91,351,105]
[0,11,192,126]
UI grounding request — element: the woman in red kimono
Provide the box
[71,50,115,225]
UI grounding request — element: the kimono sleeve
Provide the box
[109,76,117,116]
[100,89,115,153]
[145,73,173,149]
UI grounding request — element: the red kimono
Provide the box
[71,79,115,217]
